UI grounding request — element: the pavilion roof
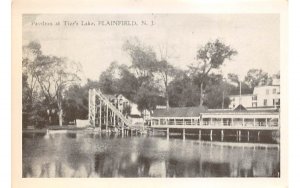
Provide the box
[152,106,279,118]
[152,106,208,117]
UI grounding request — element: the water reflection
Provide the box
[22,132,280,177]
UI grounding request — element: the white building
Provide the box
[229,85,280,109]
[104,94,150,119]
[229,94,253,109]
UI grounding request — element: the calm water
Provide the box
[22,132,280,178]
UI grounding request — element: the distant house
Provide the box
[128,114,144,127]
[104,94,150,121]
[229,81,280,109]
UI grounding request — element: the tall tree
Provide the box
[135,80,163,112]
[123,38,157,80]
[23,41,82,126]
[153,60,177,109]
[22,42,47,127]
[123,38,162,111]
[244,69,269,89]
[63,84,89,123]
[35,56,82,126]
[168,71,200,107]
[99,61,119,94]
[227,73,240,85]
[189,39,237,106]
[116,64,139,101]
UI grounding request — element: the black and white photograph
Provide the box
[21,14,281,178]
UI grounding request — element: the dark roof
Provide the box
[234,104,247,111]
[206,109,279,114]
[128,114,142,118]
[152,106,208,117]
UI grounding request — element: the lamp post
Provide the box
[239,80,242,106]
[222,91,224,109]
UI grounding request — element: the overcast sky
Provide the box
[23,14,280,81]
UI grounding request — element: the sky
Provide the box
[23,14,280,81]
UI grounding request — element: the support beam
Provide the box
[247,131,250,142]
[221,130,224,141]
[113,113,115,127]
[183,129,185,140]
[199,129,202,140]
[166,128,169,140]
[106,104,108,131]
[121,121,124,137]
[210,130,213,141]
[99,100,102,130]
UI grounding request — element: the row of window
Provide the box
[266,88,279,95]
[232,99,280,107]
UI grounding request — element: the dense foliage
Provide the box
[22,39,279,128]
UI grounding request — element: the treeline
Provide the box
[22,42,83,128]
[22,39,279,128]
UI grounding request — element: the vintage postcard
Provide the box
[12,0,288,188]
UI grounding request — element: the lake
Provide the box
[22,131,280,177]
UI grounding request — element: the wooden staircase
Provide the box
[88,88,132,128]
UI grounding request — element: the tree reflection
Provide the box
[22,132,280,177]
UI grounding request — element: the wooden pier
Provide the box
[151,106,280,140]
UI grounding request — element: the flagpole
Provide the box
[239,81,242,106]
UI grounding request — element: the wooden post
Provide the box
[258,131,261,141]
[265,118,268,127]
[242,118,245,126]
[221,130,224,141]
[210,130,213,141]
[247,131,250,142]
[99,100,102,131]
[121,121,124,137]
[166,128,169,140]
[111,112,115,127]
[238,130,241,141]
[254,118,256,127]
[106,104,108,131]
[199,129,202,140]
[183,129,185,140]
